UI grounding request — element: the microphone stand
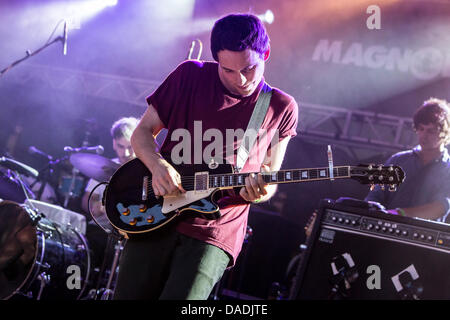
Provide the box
[0,34,63,78]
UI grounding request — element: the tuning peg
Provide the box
[389,184,397,192]
[389,176,394,182]
[388,166,394,171]
[368,164,373,170]
[378,175,384,181]
[378,165,383,171]
[369,175,374,181]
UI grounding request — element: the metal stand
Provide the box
[63,167,81,208]
[36,272,50,300]
[1,33,63,78]
[99,238,124,300]
[31,155,69,207]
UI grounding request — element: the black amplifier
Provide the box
[290,198,450,300]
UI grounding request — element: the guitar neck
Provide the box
[207,166,351,190]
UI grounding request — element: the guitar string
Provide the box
[143,167,350,183]
[142,167,397,195]
[146,169,350,185]
[144,169,353,193]
[144,168,351,184]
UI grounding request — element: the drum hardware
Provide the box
[36,272,51,300]
[63,167,81,208]
[82,232,125,300]
[99,237,124,300]
[6,169,37,203]
[25,199,87,236]
[0,169,29,203]
[0,157,39,179]
[39,228,54,240]
[31,153,71,207]
[79,180,125,300]
[23,204,43,225]
[58,174,85,203]
[26,146,73,206]
[78,153,126,301]
[27,145,91,208]
[34,261,51,269]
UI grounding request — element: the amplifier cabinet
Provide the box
[290,199,450,300]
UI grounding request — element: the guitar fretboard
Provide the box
[206,166,351,189]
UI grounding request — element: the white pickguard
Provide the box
[161,189,214,214]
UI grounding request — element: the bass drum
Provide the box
[0,200,91,300]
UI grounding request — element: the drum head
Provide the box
[0,201,37,299]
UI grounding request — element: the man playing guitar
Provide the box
[113,13,298,300]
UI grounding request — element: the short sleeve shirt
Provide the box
[147,60,299,265]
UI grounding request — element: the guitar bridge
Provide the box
[142,176,149,201]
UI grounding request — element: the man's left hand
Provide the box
[239,164,270,202]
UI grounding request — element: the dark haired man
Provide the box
[113,14,298,299]
[366,98,450,222]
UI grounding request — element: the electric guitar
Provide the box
[104,157,405,237]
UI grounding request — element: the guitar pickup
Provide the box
[194,172,209,193]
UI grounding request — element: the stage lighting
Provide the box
[104,0,118,7]
[260,10,274,24]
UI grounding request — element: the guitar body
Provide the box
[104,157,232,235]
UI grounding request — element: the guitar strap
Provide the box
[235,82,273,173]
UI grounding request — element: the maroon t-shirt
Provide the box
[147,60,298,266]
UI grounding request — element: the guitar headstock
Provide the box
[350,164,405,191]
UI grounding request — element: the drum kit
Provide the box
[0,150,122,300]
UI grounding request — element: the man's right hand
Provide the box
[149,158,186,197]
[130,103,186,197]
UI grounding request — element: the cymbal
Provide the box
[69,153,120,182]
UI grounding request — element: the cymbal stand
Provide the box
[99,233,126,300]
[63,167,81,208]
